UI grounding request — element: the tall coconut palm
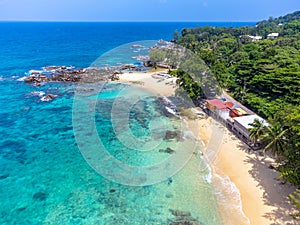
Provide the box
[262,123,289,158]
[248,118,265,146]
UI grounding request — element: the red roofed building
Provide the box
[206,99,227,111]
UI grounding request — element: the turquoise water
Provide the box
[0,22,255,224]
[0,80,221,224]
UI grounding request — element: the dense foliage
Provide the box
[172,11,300,205]
[289,189,300,218]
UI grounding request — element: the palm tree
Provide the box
[262,124,289,158]
[248,118,265,146]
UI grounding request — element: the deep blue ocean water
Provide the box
[0,22,254,225]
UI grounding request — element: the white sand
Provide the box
[193,117,297,225]
[117,71,297,225]
[118,71,177,97]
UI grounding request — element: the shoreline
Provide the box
[117,70,297,225]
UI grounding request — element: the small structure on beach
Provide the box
[205,99,234,123]
[233,115,268,142]
[204,97,268,146]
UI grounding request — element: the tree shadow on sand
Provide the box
[243,152,298,225]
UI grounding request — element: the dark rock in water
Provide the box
[169,209,203,225]
[33,192,48,201]
[41,93,57,102]
[159,147,175,154]
[16,207,27,212]
[165,193,173,198]
[164,130,179,140]
[47,94,55,99]
[109,189,116,193]
[0,174,9,180]
[170,209,191,217]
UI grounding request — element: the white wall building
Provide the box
[267,33,279,39]
[233,115,268,142]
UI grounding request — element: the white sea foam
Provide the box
[17,76,27,81]
[161,96,179,117]
[165,106,177,116]
[40,96,50,102]
[29,69,43,74]
[31,91,45,97]
[213,173,250,225]
[195,154,213,184]
[203,164,212,183]
[197,145,250,224]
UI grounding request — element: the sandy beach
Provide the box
[117,71,297,225]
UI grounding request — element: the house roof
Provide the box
[224,102,234,109]
[236,107,247,115]
[206,99,227,110]
[267,33,279,37]
[230,109,243,116]
[253,36,262,40]
[247,35,262,40]
[234,115,268,129]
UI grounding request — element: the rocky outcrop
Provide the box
[23,64,140,85]
[24,75,50,84]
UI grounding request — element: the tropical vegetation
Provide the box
[150,11,300,216]
[173,10,300,184]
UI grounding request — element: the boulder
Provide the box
[47,94,55,99]
[41,94,56,102]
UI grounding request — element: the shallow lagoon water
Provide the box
[0,22,255,224]
[0,80,222,224]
